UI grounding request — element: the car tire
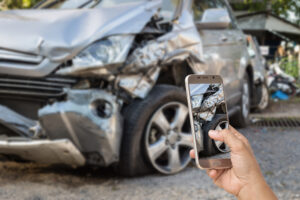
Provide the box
[117,85,193,176]
[202,114,229,156]
[256,82,269,111]
[230,74,251,128]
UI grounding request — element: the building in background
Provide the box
[229,0,300,61]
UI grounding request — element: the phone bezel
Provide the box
[185,75,232,169]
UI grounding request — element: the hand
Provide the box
[190,126,277,200]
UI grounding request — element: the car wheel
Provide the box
[202,114,230,156]
[117,85,193,176]
[230,74,250,128]
[256,82,269,111]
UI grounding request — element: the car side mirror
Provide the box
[196,8,231,29]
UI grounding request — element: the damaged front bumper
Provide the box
[0,89,123,167]
[0,139,85,166]
[38,89,123,166]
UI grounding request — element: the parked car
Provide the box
[247,35,269,111]
[0,0,264,176]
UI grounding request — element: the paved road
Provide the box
[0,127,299,200]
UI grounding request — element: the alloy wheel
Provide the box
[145,102,193,174]
[258,84,269,110]
[213,120,230,153]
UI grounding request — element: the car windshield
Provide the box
[35,0,144,9]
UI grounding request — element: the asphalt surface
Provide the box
[0,126,299,200]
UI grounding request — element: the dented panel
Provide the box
[38,89,123,166]
[0,1,160,77]
[198,84,225,121]
[118,10,204,98]
[0,139,85,166]
[192,84,225,122]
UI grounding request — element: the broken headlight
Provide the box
[73,35,134,67]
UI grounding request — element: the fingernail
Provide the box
[209,130,218,136]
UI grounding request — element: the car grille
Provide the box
[0,76,77,99]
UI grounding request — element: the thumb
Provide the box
[209,129,245,153]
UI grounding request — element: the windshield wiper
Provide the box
[34,0,101,9]
[78,0,93,8]
[79,0,102,8]
[33,0,65,9]
[33,0,47,8]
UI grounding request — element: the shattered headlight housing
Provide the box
[73,35,134,67]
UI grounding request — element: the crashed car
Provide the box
[0,0,263,176]
[191,83,229,155]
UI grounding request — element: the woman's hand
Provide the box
[190,126,277,200]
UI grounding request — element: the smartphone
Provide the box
[185,75,232,169]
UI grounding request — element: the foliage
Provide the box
[0,0,42,10]
[280,57,299,79]
[230,0,300,26]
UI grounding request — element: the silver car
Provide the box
[0,0,262,175]
[247,35,269,111]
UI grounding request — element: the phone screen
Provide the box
[187,76,231,169]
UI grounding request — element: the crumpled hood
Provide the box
[0,1,159,62]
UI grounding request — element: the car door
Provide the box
[223,0,247,102]
[192,0,240,108]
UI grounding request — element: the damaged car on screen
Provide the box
[0,0,264,176]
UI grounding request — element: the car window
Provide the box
[160,0,180,21]
[193,0,236,27]
[193,0,222,21]
[213,0,227,9]
[193,0,212,22]
[224,2,239,29]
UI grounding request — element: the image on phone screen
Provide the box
[189,82,230,161]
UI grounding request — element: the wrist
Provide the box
[237,177,277,200]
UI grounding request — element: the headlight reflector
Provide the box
[73,35,134,68]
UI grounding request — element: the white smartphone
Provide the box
[185,75,232,169]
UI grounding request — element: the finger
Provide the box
[189,149,195,159]
[229,126,247,143]
[208,129,245,153]
[229,126,252,151]
[206,169,217,179]
[206,169,224,181]
[208,129,225,142]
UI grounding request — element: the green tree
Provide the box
[0,0,42,10]
[230,0,300,26]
